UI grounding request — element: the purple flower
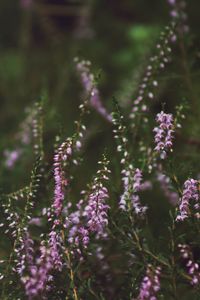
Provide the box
[16,231,63,300]
[65,185,110,254]
[75,58,112,122]
[119,166,148,215]
[48,231,63,271]
[176,179,199,221]
[53,139,73,216]
[65,157,110,255]
[138,265,161,300]
[21,246,54,299]
[153,111,174,159]
[179,244,200,285]
[16,232,34,276]
[16,233,55,299]
[84,185,110,237]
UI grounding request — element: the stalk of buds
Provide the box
[167,0,189,36]
[130,24,176,126]
[112,101,147,215]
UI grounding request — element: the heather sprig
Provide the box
[1,157,42,237]
[75,57,112,122]
[119,165,148,215]
[176,178,200,221]
[153,111,175,159]
[32,101,44,159]
[129,23,176,127]
[21,242,54,299]
[178,244,200,286]
[112,101,147,215]
[53,137,73,217]
[65,155,110,256]
[0,157,43,297]
[52,102,88,219]
[137,265,161,300]
[83,155,110,239]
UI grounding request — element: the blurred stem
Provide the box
[61,229,79,300]
[65,249,79,300]
[178,32,199,118]
[129,214,170,267]
[169,216,178,300]
[20,10,32,53]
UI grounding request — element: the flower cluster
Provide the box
[16,231,62,299]
[176,179,199,221]
[75,58,112,122]
[53,138,73,217]
[53,112,87,220]
[65,199,88,253]
[120,166,148,215]
[1,157,42,238]
[138,265,161,300]
[129,24,176,125]
[112,101,147,215]
[153,111,174,159]
[64,156,110,255]
[21,245,54,299]
[178,244,200,285]
[84,183,109,238]
[48,230,63,271]
[16,231,34,276]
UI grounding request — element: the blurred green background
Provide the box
[0,0,200,191]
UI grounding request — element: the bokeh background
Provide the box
[0,0,200,186]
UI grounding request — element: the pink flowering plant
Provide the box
[1,0,200,299]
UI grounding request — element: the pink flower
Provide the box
[176,179,199,221]
[138,265,161,300]
[153,111,174,159]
